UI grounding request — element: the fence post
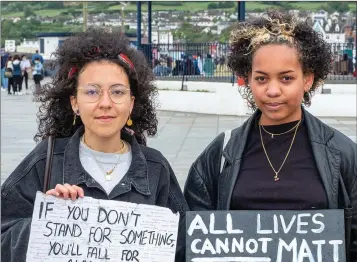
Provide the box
[136,2,142,49]
[238,1,245,22]
[181,55,186,91]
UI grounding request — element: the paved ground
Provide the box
[1,79,356,188]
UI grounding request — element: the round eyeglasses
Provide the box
[77,85,131,104]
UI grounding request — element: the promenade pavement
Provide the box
[1,79,356,188]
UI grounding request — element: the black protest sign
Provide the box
[186,210,345,262]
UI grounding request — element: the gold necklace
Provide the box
[259,119,301,182]
[81,136,126,181]
[261,120,300,139]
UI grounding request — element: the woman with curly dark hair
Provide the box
[2,28,188,262]
[184,11,357,260]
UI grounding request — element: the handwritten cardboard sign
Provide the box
[186,210,346,262]
[26,192,180,262]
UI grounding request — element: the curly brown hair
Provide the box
[34,28,158,145]
[228,11,332,111]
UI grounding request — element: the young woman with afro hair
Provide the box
[2,28,188,262]
[184,11,357,261]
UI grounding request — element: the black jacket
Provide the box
[2,126,188,262]
[184,108,357,261]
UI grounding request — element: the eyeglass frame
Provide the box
[76,84,133,104]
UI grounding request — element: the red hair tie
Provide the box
[88,46,100,55]
[93,46,100,53]
[68,66,79,79]
[118,53,134,70]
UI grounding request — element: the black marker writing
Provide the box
[121,250,139,262]
[43,222,82,237]
[68,206,89,221]
[87,247,110,260]
[48,241,82,256]
[88,227,112,243]
[38,202,54,220]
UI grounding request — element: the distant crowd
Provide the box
[152,53,228,77]
[1,50,44,95]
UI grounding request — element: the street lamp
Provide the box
[119,2,127,33]
[82,1,88,32]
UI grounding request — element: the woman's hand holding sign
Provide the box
[46,184,84,200]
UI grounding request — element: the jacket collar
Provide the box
[223,106,335,163]
[303,109,334,144]
[62,126,151,196]
[221,106,339,209]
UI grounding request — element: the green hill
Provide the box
[1,1,354,46]
[1,1,355,18]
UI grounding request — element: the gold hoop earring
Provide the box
[73,110,79,126]
[127,116,133,126]
[73,115,77,126]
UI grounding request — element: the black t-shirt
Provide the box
[230,115,328,210]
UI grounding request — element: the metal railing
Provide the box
[140,42,356,83]
[12,42,355,83]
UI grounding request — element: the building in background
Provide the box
[313,18,345,44]
[36,32,73,59]
[151,29,173,45]
[4,40,16,52]
[16,38,39,53]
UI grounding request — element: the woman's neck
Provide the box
[259,107,302,126]
[83,130,123,153]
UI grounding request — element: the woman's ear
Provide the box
[70,95,78,113]
[247,73,253,87]
[129,96,135,114]
[304,73,314,92]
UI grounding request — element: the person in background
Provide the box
[20,54,31,94]
[153,59,172,77]
[11,55,22,95]
[32,57,43,89]
[203,54,215,76]
[1,28,188,262]
[1,51,9,92]
[5,56,14,95]
[184,10,357,261]
[192,56,201,75]
[197,53,203,75]
[31,50,44,65]
[166,55,172,69]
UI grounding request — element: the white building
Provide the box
[312,19,345,44]
[16,38,39,53]
[5,40,16,52]
[36,32,73,58]
[151,29,173,44]
[217,22,231,34]
[312,9,329,25]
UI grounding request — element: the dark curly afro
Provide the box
[228,10,332,111]
[34,28,158,145]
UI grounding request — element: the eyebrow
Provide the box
[254,70,295,75]
[85,83,129,88]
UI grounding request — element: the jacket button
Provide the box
[121,182,126,186]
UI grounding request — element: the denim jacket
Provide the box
[1,126,189,262]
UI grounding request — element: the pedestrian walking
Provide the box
[11,55,22,95]
[1,51,9,91]
[32,57,43,89]
[20,54,31,94]
[5,56,14,95]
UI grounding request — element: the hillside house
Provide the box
[313,18,345,43]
